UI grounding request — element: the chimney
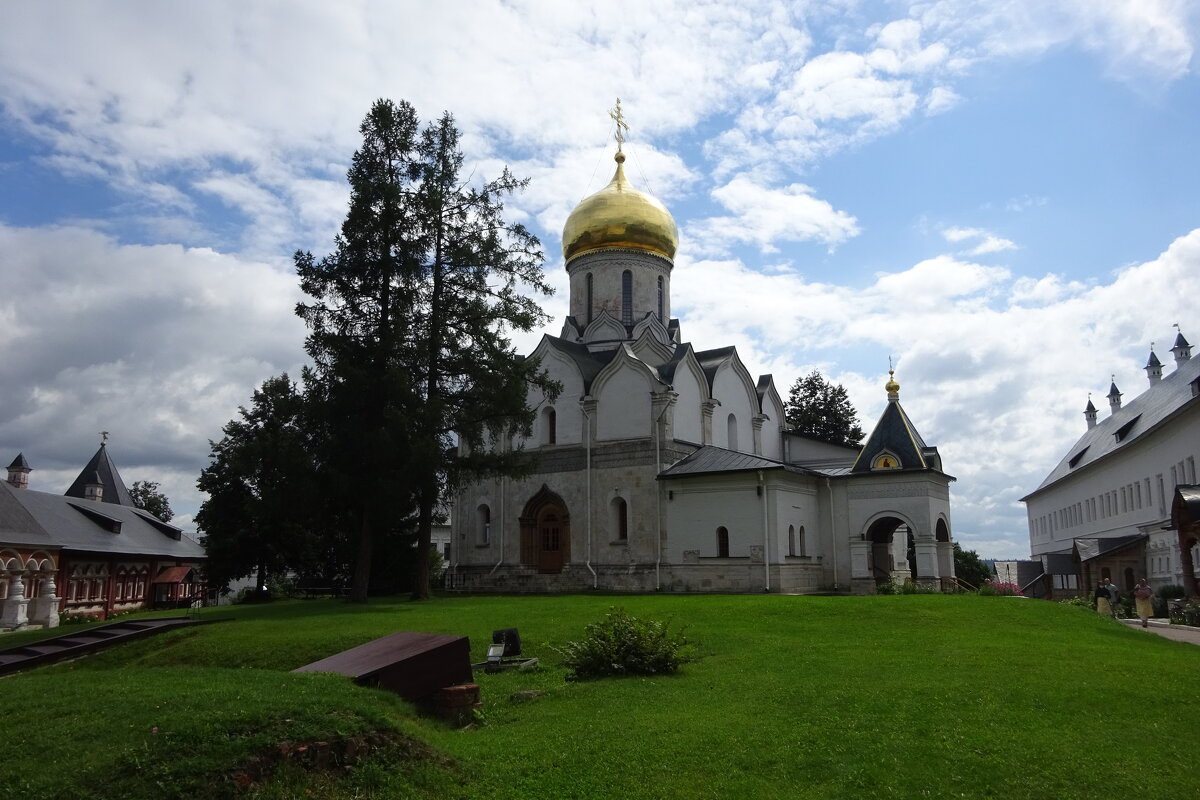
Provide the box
[1172,328,1192,366]
[1145,348,1163,386]
[1107,379,1122,415]
[1084,397,1098,430]
[83,470,104,502]
[6,453,32,489]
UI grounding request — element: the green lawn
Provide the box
[1,595,1195,799]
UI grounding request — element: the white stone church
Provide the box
[448,137,956,594]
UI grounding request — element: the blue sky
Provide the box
[2,0,1198,558]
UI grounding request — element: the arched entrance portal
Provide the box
[519,486,571,574]
[866,516,914,583]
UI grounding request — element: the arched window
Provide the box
[543,406,557,445]
[798,525,806,557]
[657,275,664,321]
[717,526,730,558]
[477,504,491,546]
[586,272,594,324]
[621,270,633,326]
[727,413,738,451]
[788,525,796,556]
[610,497,629,541]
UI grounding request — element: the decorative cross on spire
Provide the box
[609,97,629,152]
[99,430,109,445]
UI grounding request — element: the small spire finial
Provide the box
[609,97,629,153]
[99,431,109,445]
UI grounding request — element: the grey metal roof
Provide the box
[0,480,204,559]
[659,445,812,479]
[1073,533,1146,562]
[64,444,135,507]
[543,337,619,393]
[1027,354,1200,495]
[1172,484,1200,529]
[694,346,736,391]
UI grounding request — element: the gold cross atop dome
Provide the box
[609,98,629,152]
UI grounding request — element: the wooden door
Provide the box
[537,507,564,573]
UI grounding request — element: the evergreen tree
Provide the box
[952,543,993,589]
[196,374,320,594]
[784,370,865,447]
[296,99,558,602]
[129,480,173,522]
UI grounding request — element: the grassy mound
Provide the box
[1,594,1196,798]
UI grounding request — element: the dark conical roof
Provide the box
[1146,351,1162,367]
[64,444,135,506]
[1107,381,1121,398]
[852,400,932,474]
[7,452,31,471]
[1174,331,1191,349]
[1084,399,1097,412]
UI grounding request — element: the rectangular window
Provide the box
[1158,474,1166,515]
[1189,456,1196,484]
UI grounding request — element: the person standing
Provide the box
[1095,579,1113,616]
[1133,578,1154,628]
[1104,577,1120,618]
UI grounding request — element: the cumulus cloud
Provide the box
[942,226,1018,256]
[0,224,309,524]
[687,176,861,254]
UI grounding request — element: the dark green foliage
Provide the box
[1157,583,1186,599]
[784,369,864,446]
[196,374,322,592]
[129,480,174,522]
[296,99,559,602]
[557,608,691,680]
[952,542,993,589]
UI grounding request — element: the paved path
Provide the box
[1120,619,1200,646]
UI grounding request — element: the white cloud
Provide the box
[688,175,861,254]
[0,223,309,523]
[942,226,1017,256]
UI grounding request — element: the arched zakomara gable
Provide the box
[520,485,571,574]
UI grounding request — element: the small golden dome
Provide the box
[886,370,900,395]
[562,152,678,263]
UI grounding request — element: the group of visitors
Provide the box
[1095,577,1155,627]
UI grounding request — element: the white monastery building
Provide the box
[448,121,956,595]
[1021,327,1200,593]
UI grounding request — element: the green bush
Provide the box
[876,580,899,595]
[1058,596,1094,610]
[1169,600,1200,627]
[557,607,691,681]
[1157,584,1186,599]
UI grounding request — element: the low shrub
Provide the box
[1157,584,1186,599]
[557,607,691,681]
[979,580,1023,597]
[875,580,899,595]
[1058,595,1094,610]
[1169,600,1200,627]
[901,579,939,594]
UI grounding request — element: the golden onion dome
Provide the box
[562,151,678,263]
[886,369,900,395]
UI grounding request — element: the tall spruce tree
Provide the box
[784,370,865,447]
[296,99,558,601]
